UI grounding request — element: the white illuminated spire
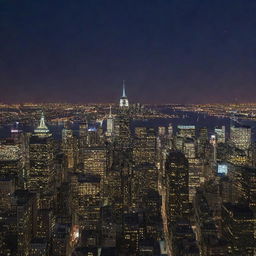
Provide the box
[122,80,126,97]
[34,111,50,135]
[39,112,47,129]
[120,80,129,108]
[109,105,112,118]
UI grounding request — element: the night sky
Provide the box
[1,0,256,104]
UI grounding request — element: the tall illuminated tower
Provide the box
[106,105,114,136]
[119,80,129,108]
[62,124,75,169]
[34,112,50,136]
[165,151,189,223]
[28,112,54,192]
[210,134,217,164]
[115,81,131,149]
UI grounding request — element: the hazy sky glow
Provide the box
[1,0,256,104]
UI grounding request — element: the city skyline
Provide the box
[1,82,256,105]
[1,1,256,256]
[0,87,256,255]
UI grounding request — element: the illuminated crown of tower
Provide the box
[34,111,50,135]
[120,80,129,108]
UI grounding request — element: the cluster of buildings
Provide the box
[0,85,256,255]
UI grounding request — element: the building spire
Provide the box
[34,111,50,135]
[122,80,126,97]
[109,105,112,118]
[120,80,129,108]
[39,112,47,129]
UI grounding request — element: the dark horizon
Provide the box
[2,98,256,105]
[1,0,256,104]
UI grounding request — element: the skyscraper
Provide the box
[106,105,114,137]
[214,126,226,144]
[34,112,51,137]
[71,174,102,232]
[177,125,196,138]
[28,113,54,192]
[83,147,107,179]
[62,125,76,169]
[119,80,129,108]
[12,190,37,256]
[165,151,189,223]
[230,125,251,151]
[115,82,131,148]
[222,203,256,255]
[133,127,157,165]
[78,121,88,164]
